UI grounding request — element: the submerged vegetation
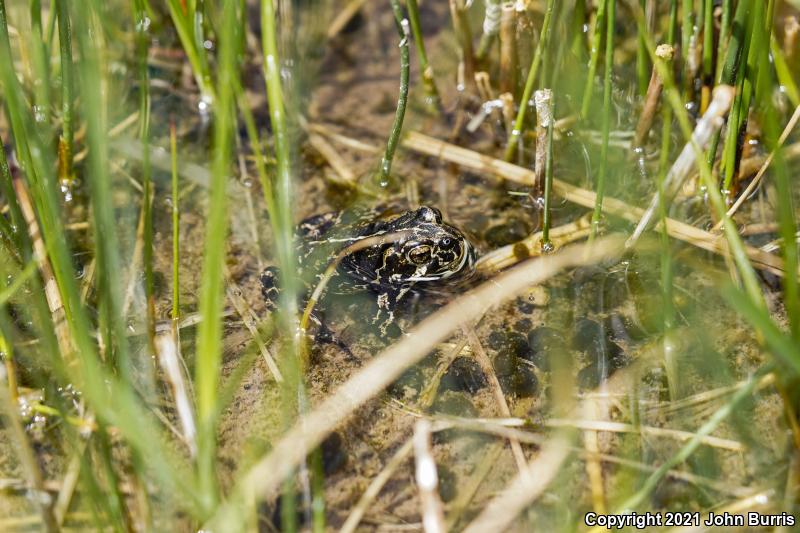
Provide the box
[0,0,799,530]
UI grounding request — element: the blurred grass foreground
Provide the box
[1,0,800,531]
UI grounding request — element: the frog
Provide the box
[260,205,477,335]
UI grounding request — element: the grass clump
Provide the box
[0,0,799,530]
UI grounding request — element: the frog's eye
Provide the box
[440,237,453,249]
[408,245,432,265]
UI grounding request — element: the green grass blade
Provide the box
[170,122,180,321]
[589,0,614,239]
[70,0,132,376]
[504,0,556,161]
[194,0,240,511]
[29,0,51,127]
[616,365,772,511]
[56,0,74,182]
[135,0,156,357]
[376,0,411,186]
[165,0,215,104]
[631,4,765,312]
[722,284,800,374]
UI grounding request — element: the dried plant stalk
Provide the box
[209,236,626,528]
[402,129,791,278]
[463,326,528,473]
[413,420,446,533]
[629,85,735,244]
[633,44,674,149]
[498,3,517,95]
[156,334,197,456]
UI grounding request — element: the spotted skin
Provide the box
[261,205,477,334]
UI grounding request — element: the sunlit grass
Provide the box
[0,0,798,530]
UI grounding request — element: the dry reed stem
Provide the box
[12,176,73,363]
[213,235,625,525]
[327,0,369,39]
[417,337,470,408]
[477,213,593,273]
[439,412,745,451]
[413,419,446,533]
[736,142,800,180]
[785,16,800,62]
[713,104,800,231]
[224,271,282,382]
[156,334,197,457]
[533,89,552,195]
[112,139,222,192]
[545,418,744,451]
[339,438,414,533]
[629,85,735,244]
[645,373,776,416]
[432,418,751,497]
[633,44,674,149]
[53,449,84,526]
[500,92,515,134]
[308,123,380,153]
[498,3,517,95]
[150,309,235,335]
[122,191,148,316]
[308,132,357,184]
[475,71,495,102]
[237,150,261,253]
[445,442,505,529]
[761,234,799,254]
[402,131,791,277]
[462,432,572,533]
[462,331,676,530]
[73,111,139,165]
[583,387,608,514]
[740,223,781,236]
[463,326,528,473]
[449,0,475,88]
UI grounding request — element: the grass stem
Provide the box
[448,0,474,87]
[476,0,501,61]
[405,0,440,113]
[0,137,29,255]
[589,0,615,239]
[630,3,765,311]
[700,0,714,113]
[72,0,132,377]
[504,0,556,162]
[376,0,410,187]
[722,1,766,194]
[194,0,239,511]
[536,89,554,251]
[580,0,607,118]
[165,0,216,104]
[613,367,770,512]
[715,0,733,82]
[56,0,74,183]
[636,0,649,96]
[499,3,517,96]
[170,122,180,321]
[135,0,156,358]
[29,0,51,127]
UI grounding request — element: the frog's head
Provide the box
[343,206,476,288]
[393,206,476,283]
